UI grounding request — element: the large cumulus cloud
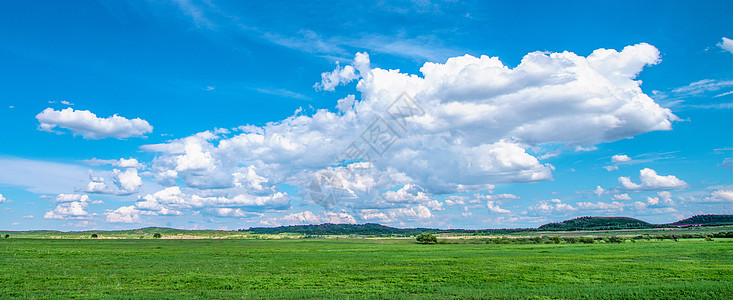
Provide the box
[128,43,675,220]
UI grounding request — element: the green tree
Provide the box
[153,233,162,239]
[91,234,98,238]
[416,233,437,244]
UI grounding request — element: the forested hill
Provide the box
[245,223,433,236]
[242,215,733,235]
[244,223,531,236]
[670,214,733,226]
[537,217,656,231]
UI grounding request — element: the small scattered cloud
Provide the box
[612,193,632,201]
[593,186,605,197]
[719,37,733,54]
[618,168,688,191]
[44,194,102,220]
[611,154,632,163]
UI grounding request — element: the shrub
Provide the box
[416,233,437,244]
[607,236,624,243]
[578,237,595,244]
[4,234,9,238]
[153,233,162,239]
[705,235,714,241]
[91,233,98,238]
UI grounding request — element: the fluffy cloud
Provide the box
[719,37,733,54]
[612,193,632,201]
[619,168,687,190]
[694,189,733,203]
[283,211,357,224]
[603,165,619,171]
[84,158,145,169]
[611,154,632,163]
[105,206,141,223]
[36,108,153,139]
[576,201,625,212]
[314,52,370,91]
[135,44,674,220]
[486,201,510,214]
[108,186,291,219]
[594,186,605,197]
[210,208,263,218]
[0,194,5,203]
[526,199,577,215]
[113,168,143,194]
[44,194,101,220]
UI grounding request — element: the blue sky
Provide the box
[0,0,731,230]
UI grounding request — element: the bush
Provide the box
[416,233,437,244]
[578,237,595,244]
[607,236,624,243]
[4,234,8,238]
[153,233,162,239]
[705,235,714,241]
[91,233,98,238]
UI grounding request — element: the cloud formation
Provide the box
[111,43,676,222]
[719,37,733,54]
[44,194,102,220]
[36,108,153,139]
[618,168,688,191]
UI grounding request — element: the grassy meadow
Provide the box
[1,237,731,299]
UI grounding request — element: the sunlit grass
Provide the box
[1,238,731,299]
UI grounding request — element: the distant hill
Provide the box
[245,223,441,236]
[669,214,733,226]
[244,223,532,236]
[538,216,656,231]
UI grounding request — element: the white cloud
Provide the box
[444,195,467,206]
[136,44,674,219]
[619,168,687,190]
[0,194,5,203]
[44,194,101,220]
[282,211,357,224]
[108,186,291,220]
[36,108,153,139]
[576,201,625,212]
[719,37,733,54]
[611,154,632,163]
[84,158,145,169]
[22,215,33,219]
[696,189,733,203]
[603,165,619,171]
[113,168,143,194]
[314,52,369,91]
[210,208,262,218]
[526,199,577,215]
[612,193,632,201]
[594,186,605,197]
[487,201,510,214]
[574,146,597,152]
[83,177,108,193]
[105,206,141,223]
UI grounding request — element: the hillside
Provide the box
[670,214,733,226]
[245,223,441,236]
[538,216,656,231]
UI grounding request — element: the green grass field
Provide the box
[1,238,731,299]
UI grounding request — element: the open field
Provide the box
[1,238,731,299]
